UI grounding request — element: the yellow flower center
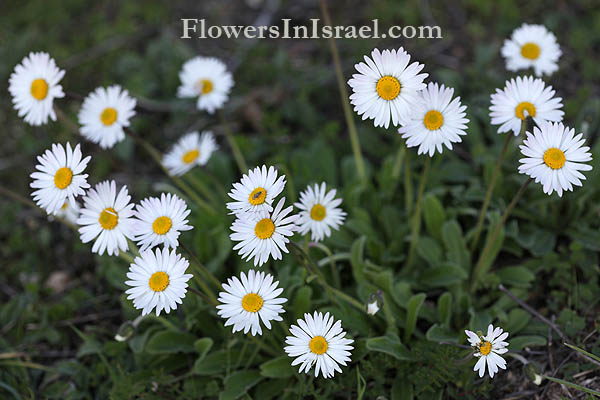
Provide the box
[241,293,263,312]
[152,216,172,235]
[423,110,444,131]
[254,218,275,239]
[30,78,49,100]
[54,167,73,189]
[310,204,327,221]
[543,147,566,170]
[309,336,329,355]
[181,149,199,164]
[148,271,169,292]
[376,76,401,101]
[98,207,118,230]
[479,341,492,356]
[248,187,267,205]
[515,101,536,120]
[100,107,118,126]
[521,42,541,60]
[196,79,213,94]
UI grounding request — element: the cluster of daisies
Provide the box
[11,21,591,381]
[348,23,592,197]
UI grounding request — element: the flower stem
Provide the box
[179,242,222,289]
[469,177,532,292]
[218,110,248,174]
[405,156,431,271]
[318,0,366,183]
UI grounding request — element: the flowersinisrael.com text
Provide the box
[181,19,442,40]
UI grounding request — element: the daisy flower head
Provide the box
[501,23,561,77]
[217,269,287,336]
[284,311,354,379]
[398,82,469,157]
[177,56,234,113]
[348,47,428,129]
[518,121,592,197]
[230,197,298,267]
[9,52,65,126]
[490,76,564,136]
[294,182,347,242]
[77,85,137,149]
[54,200,81,224]
[125,247,193,316]
[77,180,136,256]
[226,165,286,215]
[465,324,509,378]
[134,193,193,250]
[163,131,218,176]
[30,142,91,215]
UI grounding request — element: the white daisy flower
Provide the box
[54,200,81,224]
[284,311,354,379]
[216,269,287,336]
[134,193,193,250]
[348,47,428,129]
[226,165,286,215]
[9,52,65,126]
[501,23,561,77]
[163,131,218,176]
[125,248,193,316]
[294,182,347,242]
[77,85,137,149]
[398,82,469,157]
[230,197,298,267]
[518,121,592,197]
[177,56,234,113]
[465,324,509,378]
[77,180,136,256]
[30,142,91,215]
[490,76,564,136]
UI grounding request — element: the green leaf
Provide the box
[508,335,547,350]
[426,324,460,343]
[194,350,242,375]
[366,334,413,361]
[441,220,470,271]
[219,370,263,400]
[419,262,467,287]
[145,331,197,354]
[415,237,442,267]
[259,356,295,378]
[404,293,426,342]
[564,343,600,364]
[350,236,367,282]
[423,194,446,242]
[194,338,213,363]
[496,266,535,288]
[504,309,531,334]
[293,286,312,320]
[437,292,452,327]
[391,376,414,400]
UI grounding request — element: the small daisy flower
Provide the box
[501,23,561,77]
[284,311,354,379]
[465,324,509,378]
[348,47,428,129]
[77,180,136,256]
[518,121,592,197]
[294,183,347,242]
[77,85,137,149]
[398,82,469,157]
[230,197,298,267]
[125,248,193,316]
[490,76,564,136]
[54,200,81,224]
[216,269,287,336]
[30,142,91,215]
[163,131,218,176]
[177,56,234,113]
[9,52,65,126]
[134,193,193,250]
[226,165,286,215]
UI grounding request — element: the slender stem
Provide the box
[404,151,413,214]
[470,178,532,292]
[179,242,222,289]
[318,0,366,183]
[218,110,248,174]
[405,157,431,270]
[471,130,518,251]
[184,173,219,206]
[188,286,213,304]
[54,106,80,136]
